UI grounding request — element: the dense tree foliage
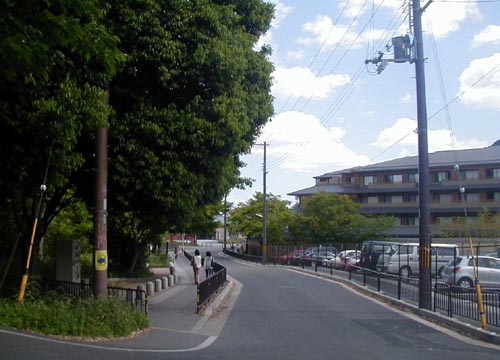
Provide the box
[103,0,274,273]
[229,193,293,244]
[289,192,394,243]
[0,0,274,277]
[0,0,123,277]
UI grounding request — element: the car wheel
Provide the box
[399,266,411,278]
[457,277,473,289]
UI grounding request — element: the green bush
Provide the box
[0,296,149,338]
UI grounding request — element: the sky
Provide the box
[228,0,500,207]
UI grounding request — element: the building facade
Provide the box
[289,143,500,237]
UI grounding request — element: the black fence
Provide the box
[434,283,500,327]
[183,249,228,313]
[40,279,148,315]
[197,262,227,314]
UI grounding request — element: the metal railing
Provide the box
[41,279,148,315]
[197,262,227,314]
[434,283,500,327]
[184,249,228,313]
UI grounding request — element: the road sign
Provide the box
[95,250,108,271]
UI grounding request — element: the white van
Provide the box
[386,243,458,277]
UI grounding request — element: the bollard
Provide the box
[167,274,174,287]
[161,276,168,289]
[147,281,155,296]
[155,278,162,292]
[170,266,176,275]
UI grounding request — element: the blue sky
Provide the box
[228,0,500,206]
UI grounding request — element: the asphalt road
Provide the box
[1,249,499,360]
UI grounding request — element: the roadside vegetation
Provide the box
[0,295,148,338]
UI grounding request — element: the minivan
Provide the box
[359,241,398,271]
[386,243,459,277]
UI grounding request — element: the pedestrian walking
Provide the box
[191,249,202,285]
[204,251,214,278]
[174,247,178,261]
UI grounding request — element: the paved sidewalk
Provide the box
[89,250,225,351]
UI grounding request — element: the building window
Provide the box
[486,192,500,201]
[399,216,418,225]
[364,196,378,204]
[465,192,479,202]
[433,193,452,203]
[486,168,500,179]
[404,194,417,202]
[363,175,378,185]
[384,174,403,184]
[431,171,450,182]
[408,172,419,183]
[459,170,479,180]
[436,216,453,224]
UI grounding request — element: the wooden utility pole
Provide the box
[94,91,109,299]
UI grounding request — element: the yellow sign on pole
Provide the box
[95,250,108,271]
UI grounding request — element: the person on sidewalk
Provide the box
[191,249,202,285]
[204,251,214,278]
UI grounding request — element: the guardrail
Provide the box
[184,249,228,313]
[41,279,148,315]
[197,263,227,314]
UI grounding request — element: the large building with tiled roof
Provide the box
[288,142,500,237]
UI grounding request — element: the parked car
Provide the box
[343,252,362,271]
[331,250,360,269]
[385,243,458,277]
[301,251,337,267]
[441,255,500,289]
[359,241,398,271]
[277,250,304,265]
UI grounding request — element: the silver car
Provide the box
[441,256,500,289]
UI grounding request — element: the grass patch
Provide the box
[0,295,149,338]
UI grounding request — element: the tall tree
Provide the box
[229,193,293,244]
[103,0,274,273]
[0,0,123,276]
[291,192,394,243]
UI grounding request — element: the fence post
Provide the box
[397,276,401,300]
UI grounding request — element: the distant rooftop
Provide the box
[315,143,500,178]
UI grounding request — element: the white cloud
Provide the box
[340,0,401,19]
[473,25,500,47]
[272,66,350,99]
[270,0,292,28]
[258,111,371,171]
[424,1,480,38]
[298,15,362,49]
[372,118,489,157]
[286,50,305,62]
[400,94,412,104]
[458,53,500,110]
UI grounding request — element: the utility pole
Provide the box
[94,90,109,299]
[365,0,432,309]
[412,0,432,310]
[256,142,269,264]
[223,194,227,252]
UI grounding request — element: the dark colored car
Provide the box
[359,241,398,271]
